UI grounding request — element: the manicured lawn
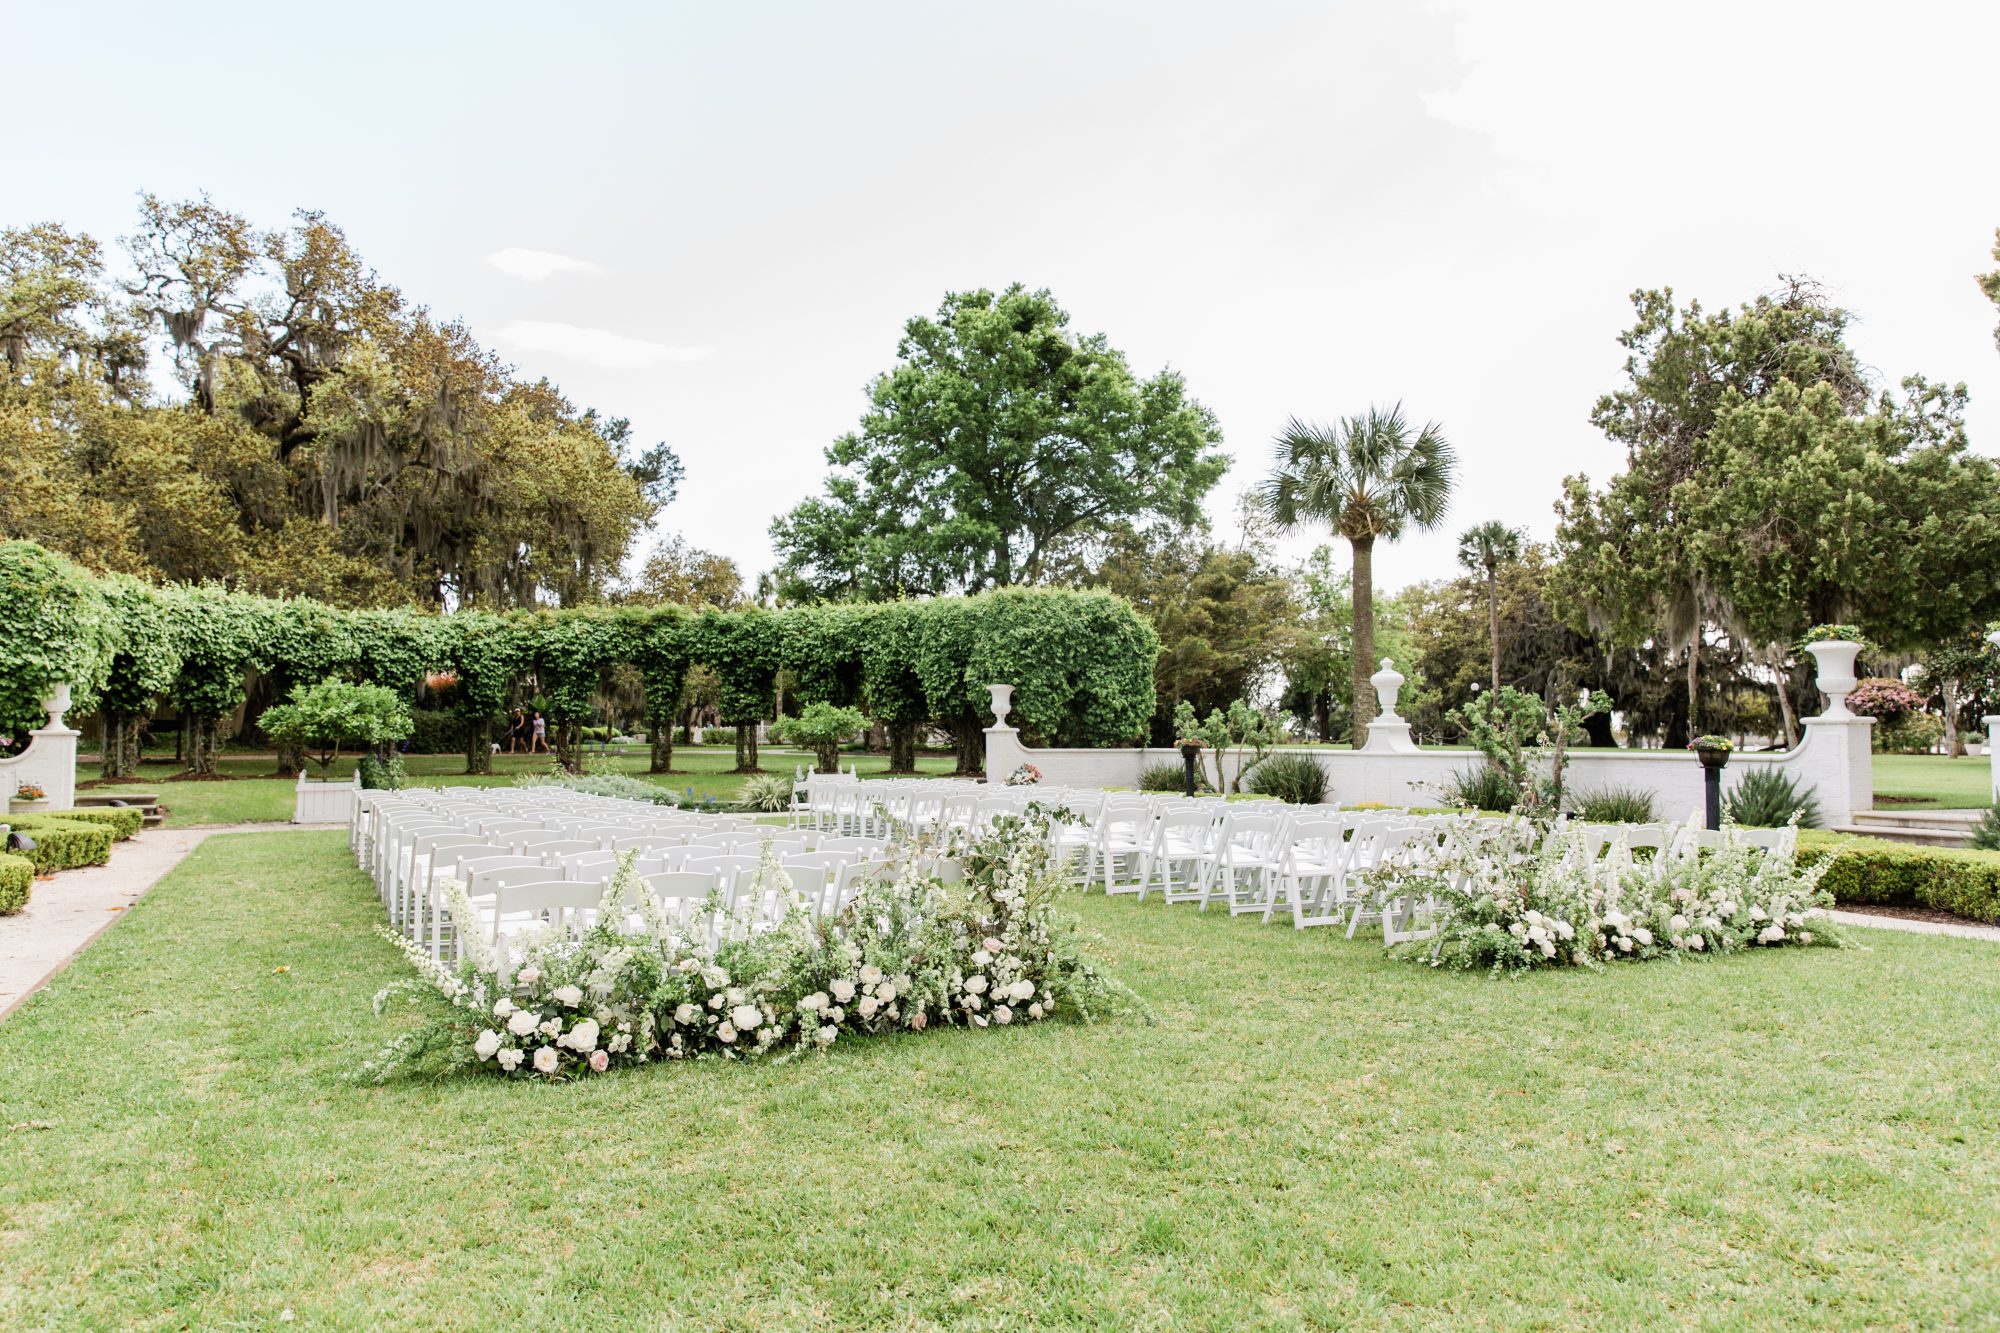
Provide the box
[1871,752,1992,810]
[76,748,963,827]
[2,833,1997,1328]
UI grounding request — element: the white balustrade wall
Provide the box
[984,640,1877,825]
[0,685,82,815]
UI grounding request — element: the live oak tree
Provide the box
[1259,405,1455,748]
[770,285,1226,600]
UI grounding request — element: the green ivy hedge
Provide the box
[39,807,144,839]
[0,851,31,914]
[1796,831,2000,924]
[4,814,114,872]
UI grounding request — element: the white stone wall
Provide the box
[984,691,1875,823]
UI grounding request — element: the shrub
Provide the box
[404,707,470,755]
[738,772,795,813]
[1797,832,2000,923]
[1724,768,1822,829]
[1877,713,1944,755]
[1139,760,1210,793]
[1439,763,1519,812]
[1244,752,1329,805]
[515,771,676,806]
[357,754,407,791]
[773,701,868,774]
[1968,807,2000,853]
[4,814,114,871]
[1574,785,1657,824]
[0,851,31,914]
[258,678,415,774]
[39,807,143,839]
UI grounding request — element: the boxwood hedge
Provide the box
[1797,831,2000,924]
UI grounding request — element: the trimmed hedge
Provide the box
[40,806,143,839]
[4,814,114,872]
[0,851,31,914]
[1796,831,2000,924]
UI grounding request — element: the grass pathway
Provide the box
[2,832,1998,1327]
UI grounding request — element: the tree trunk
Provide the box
[649,716,675,773]
[556,722,583,774]
[464,717,492,775]
[1349,533,1376,749]
[887,719,918,774]
[1943,678,1963,758]
[1767,644,1798,750]
[731,721,761,774]
[102,715,122,781]
[815,740,839,774]
[274,739,303,779]
[949,717,984,777]
[187,717,217,777]
[124,722,143,774]
[1486,570,1502,694]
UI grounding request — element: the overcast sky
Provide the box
[12,1,1999,593]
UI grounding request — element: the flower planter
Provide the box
[11,799,48,814]
[294,773,359,825]
[1805,640,1862,719]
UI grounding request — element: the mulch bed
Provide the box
[1836,902,1996,928]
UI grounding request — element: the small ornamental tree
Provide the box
[260,598,360,775]
[1173,698,1280,793]
[858,601,928,773]
[695,608,780,773]
[526,609,638,774]
[165,585,270,776]
[776,700,868,774]
[96,575,182,778]
[0,540,113,748]
[257,678,414,775]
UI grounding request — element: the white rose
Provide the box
[553,985,583,1009]
[1631,927,1653,947]
[994,1004,1013,1024]
[1616,937,1633,953]
[1758,924,1785,944]
[708,994,725,1010]
[963,994,982,1011]
[830,979,856,1003]
[858,965,883,986]
[1028,1002,1044,1020]
[1011,979,1036,1002]
[1555,921,1575,941]
[964,975,989,995]
[824,1005,844,1023]
[497,1047,524,1072]
[799,992,827,1013]
[507,1009,538,1037]
[1748,905,1766,923]
[1669,915,1689,932]
[532,1046,559,1074]
[1799,930,1814,944]
[982,937,1002,952]
[818,1024,838,1044]
[493,998,514,1018]
[517,966,541,987]
[717,1022,738,1043]
[1688,934,1705,951]
[1508,922,1527,938]
[858,996,879,1019]
[726,987,746,1005]
[1524,910,1544,926]
[1539,940,1555,959]
[876,982,896,1002]
[971,950,993,967]
[1526,925,1548,943]
[671,1002,696,1025]
[474,1029,502,1060]
[730,1004,763,1031]
[564,1019,600,1053]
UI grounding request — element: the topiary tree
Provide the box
[858,601,929,773]
[164,585,271,776]
[259,598,360,775]
[258,678,414,775]
[442,611,526,775]
[775,700,868,774]
[629,606,691,774]
[0,540,113,749]
[912,595,986,775]
[95,575,182,779]
[967,587,1159,747]
[693,608,780,773]
[526,608,636,773]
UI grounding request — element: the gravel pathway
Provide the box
[1826,909,2000,943]
[0,822,337,1022]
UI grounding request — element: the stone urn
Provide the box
[987,684,1015,729]
[1370,658,1406,722]
[1804,640,1861,719]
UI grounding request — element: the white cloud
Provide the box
[483,247,602,281]
[490,320,714,371]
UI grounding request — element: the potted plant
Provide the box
[1798,625,1869,718]
[12,782,48,813]
[1174,735,1206,799]
[259,678,415,824]
[1687,735,1732,830]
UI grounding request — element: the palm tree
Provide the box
[1457,521,1525,694]
[1260,405,1455,747]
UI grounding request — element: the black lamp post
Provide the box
[1178,742,1201,798]
[1692,740,1731,829]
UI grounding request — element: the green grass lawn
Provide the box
[75,748,963,827]
[3,832,1997,1328]
[1870,752,1993,809]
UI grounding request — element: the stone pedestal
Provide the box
[0,687,80,815]
[1362,658,1418,753]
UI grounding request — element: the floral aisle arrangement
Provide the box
[1005,763,1042,786]
[363,806,1138,1082]
[1365,818,1842,974]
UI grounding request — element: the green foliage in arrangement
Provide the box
[1797,831,2000,923]
[3,814,114,871]
[1724,768,1823,829]
[774,701,868,775]
[257,679,415,774]
[1574,784,1659,824]
[1243,751,1328,805]
[0,540,112,739]
[0,850,31,914]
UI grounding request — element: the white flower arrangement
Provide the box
[363,805,1139,1082]
[1364,817,1844,975]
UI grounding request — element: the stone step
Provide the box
[70,792,166,828]
[1830,822,1973,848]
[1850,809,1986,829]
